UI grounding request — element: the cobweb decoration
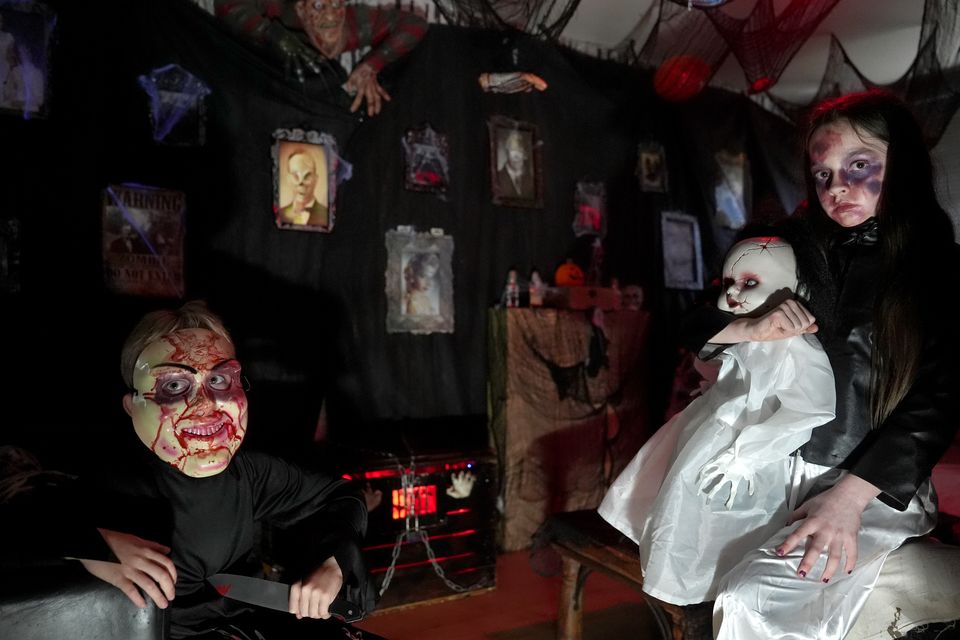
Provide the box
[630,0,728,74]
[886,29,960,148]
[704,0,841,94]
[431,0,581,40]
[137,64,212,145]
[925,0,960,72]
[766,0,960,148]
[766,35,871,125]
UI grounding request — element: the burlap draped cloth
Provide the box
[488,308,653,551]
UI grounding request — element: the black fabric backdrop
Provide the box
[0,0,801,469]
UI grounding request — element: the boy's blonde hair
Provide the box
[120,300,233,388]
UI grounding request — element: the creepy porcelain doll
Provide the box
[599,236,836,605]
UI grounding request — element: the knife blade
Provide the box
[207,573,363,623]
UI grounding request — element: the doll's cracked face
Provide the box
[126,328,248,478]
[808,118,887,228]
[717,237,797,315]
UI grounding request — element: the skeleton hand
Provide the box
[697,450,755,509]
[446,470,476,499]
[265,21,324,83]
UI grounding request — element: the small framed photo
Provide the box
[573,181,606,238]
[0,2,55,119]
[661,210,702,290]
[488,116,543,208]
[272,128,341,233]
[637,142,668,193]
[402,123,450,195]
[385,229,454,334]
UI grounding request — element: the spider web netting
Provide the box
[703,0,840,92]
[766,0,960,146]
[431,0,580,40]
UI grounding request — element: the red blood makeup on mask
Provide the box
[129,329,248,478]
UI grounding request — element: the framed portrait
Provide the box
[385,229,454,334]
[272,128,342,233]
[402,123,450,195]
[573,181,606,238]
[102,184,186,298]
[488,116,543,208]
[661,210,702,290]
[714,150,749,230]
[0,1,55,119]
[637,142,668,193]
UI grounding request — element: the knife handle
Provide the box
[329,597,363,623]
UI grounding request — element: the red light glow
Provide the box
[370,552,475,574]
[392,484,438,519]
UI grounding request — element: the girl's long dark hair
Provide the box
[802,90,955,426]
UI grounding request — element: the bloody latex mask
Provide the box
[296,0,347,58]
[127,328,248,478]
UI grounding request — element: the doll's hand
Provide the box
[289,556,343,619]
[446,470,476,499]
[697,451,755,509]
[78,528,177,609]
[345,63,391,116]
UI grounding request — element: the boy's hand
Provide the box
[289,556,343,619]
[77,528,177,609]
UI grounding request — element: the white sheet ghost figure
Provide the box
[598,236,836,605]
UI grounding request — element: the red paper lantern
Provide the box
[654,55,712,102]
[749,76,774,94]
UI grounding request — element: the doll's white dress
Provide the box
[598,333,835,605]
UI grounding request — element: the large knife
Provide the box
[208,573,363,623]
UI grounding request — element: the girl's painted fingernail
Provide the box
[847,570,852,575]
[775,547,785,556]
[798,570,807,578]
[822,578,829,584]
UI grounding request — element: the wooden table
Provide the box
[541,509,712,640]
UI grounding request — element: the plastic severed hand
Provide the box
[265,22,324,83]
[77,528,178,610]
[697,450,755,509]
[289,556,343,620]
[446,470,476,499]
[343,63,391,116]
[478,72,549,94]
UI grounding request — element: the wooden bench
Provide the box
[538,509,712,640]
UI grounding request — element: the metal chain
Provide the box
[376,466,490,597]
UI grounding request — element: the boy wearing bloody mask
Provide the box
[74,300,374,639]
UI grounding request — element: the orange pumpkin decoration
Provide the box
[554,259,585,287]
